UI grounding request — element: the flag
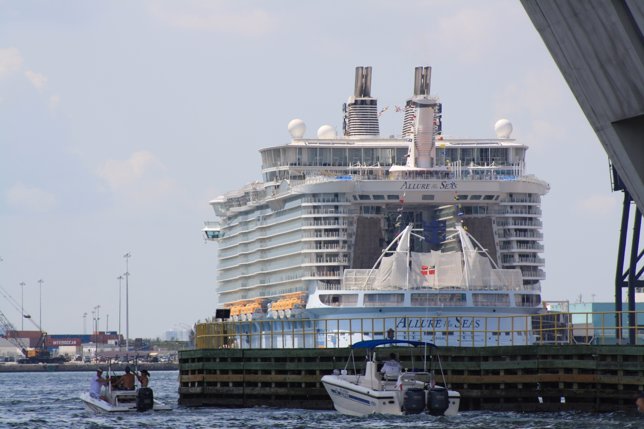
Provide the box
[421,265,436,276]
[399,192,406,204]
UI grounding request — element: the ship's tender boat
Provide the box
[321,339,460,416]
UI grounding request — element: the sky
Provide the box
[0,1,628,339]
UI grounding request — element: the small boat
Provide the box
[80,369,171,413]
[321,339,460,416]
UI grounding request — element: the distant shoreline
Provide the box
[0,362,178,373]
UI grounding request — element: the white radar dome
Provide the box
[494,119,513,138]
[288,118,306,139]
[317,124,337,139]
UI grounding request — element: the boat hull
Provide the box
[79,391,171,413]
[321,375,460,417]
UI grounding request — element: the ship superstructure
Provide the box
[204,66,549,346]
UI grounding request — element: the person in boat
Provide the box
[136,369,150,388]
[115,366,136,390]
[380,352,402,379]
[89,368,109,399]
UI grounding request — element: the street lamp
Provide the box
[117,275,123,350]
[19,282,26,331]
[123,252,131,351]
[83,312,87,335]
[38,279,44,331]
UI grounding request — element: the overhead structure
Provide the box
[521,0,644,213]
[521,0,644,344]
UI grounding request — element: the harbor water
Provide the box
[0,370,640,428]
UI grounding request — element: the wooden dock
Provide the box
[178,345,644,412]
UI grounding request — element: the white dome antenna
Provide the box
[288,118,306,138]
[317,124,337,139]
[494,119,513,138]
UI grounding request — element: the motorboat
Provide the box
[321,339,460,416]
[80,369,171,413]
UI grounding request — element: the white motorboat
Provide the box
[80,368,171,413]
[321,339,460,416]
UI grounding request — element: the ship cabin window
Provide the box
[387,195,399,200]
[395,148,408,165]
[472,293,510,307]
[490,148,508,164]
[411,293,466,306]
[515,294,541,307]
[421,195,435,201]
[460,148,474,164]
[456,194,468,201]
[358,194,371,200]
[470,195,482,200]
[332,148,348,166]
[364,293,404,307]
[319,294,358,307]
[483,195,495,200]
[362,206,382,215]
[372,195,385,200]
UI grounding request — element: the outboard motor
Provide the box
[403,388,425,414]
[136,387,154,412]
[426,387,449,416]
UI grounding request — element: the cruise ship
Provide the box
[203,66,550,348]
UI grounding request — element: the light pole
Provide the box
[117,275,123,350]
[83,312,87,335]
[93,305,100,357]
[123,252,131,351]
[38,279,44,331]
[19,282,26,331]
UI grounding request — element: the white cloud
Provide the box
[0,47,23,78]
[6,183,57,212]
[96,150,178,205]
[147,0,277,36]
[25,69,48,89]
[575,194,621,217]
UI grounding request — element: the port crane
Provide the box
[0,286,65,364]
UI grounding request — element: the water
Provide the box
[0,370,641,428]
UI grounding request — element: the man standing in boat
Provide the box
[136,369,150,388]
[89,368,108,399]
[115,366,136,390]
[380,353,402,379]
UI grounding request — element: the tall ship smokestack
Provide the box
[343,66,380,137]
[402,66,442,168]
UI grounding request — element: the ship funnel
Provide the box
[402,66,442,168]
[343,66,380,138]
[413,66,431,96]
[354,66,373,98]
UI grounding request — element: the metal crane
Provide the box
[0,286,65,364]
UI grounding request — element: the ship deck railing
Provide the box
[194,310,644,349]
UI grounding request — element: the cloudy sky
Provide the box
[0,1,623,338]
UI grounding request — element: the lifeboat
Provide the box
[269,293,306,319]
[238,299,265,321]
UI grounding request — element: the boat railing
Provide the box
[194,310,644,349]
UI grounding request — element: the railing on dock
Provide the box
[194,310,644,349]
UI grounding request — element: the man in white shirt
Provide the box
[380,353,401,379]
[89,368,108,399]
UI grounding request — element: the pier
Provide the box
[179,344,643,412]
[179,312,644,412]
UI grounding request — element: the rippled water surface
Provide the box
[0,370,641,428]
